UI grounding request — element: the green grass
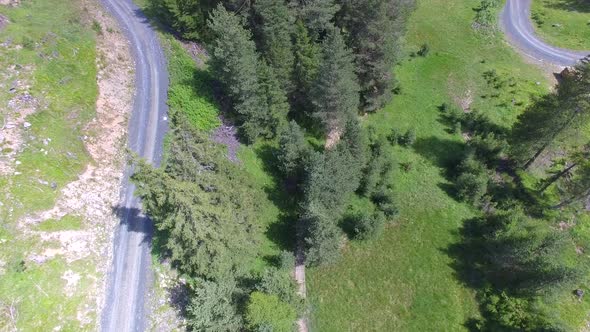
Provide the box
[307,0,554,330]
[0,0,101,330]
[0,0,97,219]
[531,0,590,50]
[36,215,84,232]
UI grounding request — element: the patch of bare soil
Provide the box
[324,127,342,149]
[0,0,19,7]
[17,0,134,328]
[0,64,38,176]
[0,14,8,31]
[211,120,239,162]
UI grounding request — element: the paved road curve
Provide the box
[501,0,589,67]
[99,0,168,331]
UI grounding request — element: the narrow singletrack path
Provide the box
[99,0,168,331]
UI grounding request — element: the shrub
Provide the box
[348,211,386,241]
[417,43,430,57]
[245,292,297,332]
[387,128,399,145]
[400,128,417,147]
[372,187,399,218]
[168,84,221,131]
[256,268,302,311]
[455,155,489,204]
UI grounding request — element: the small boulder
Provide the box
[575,289,584,300]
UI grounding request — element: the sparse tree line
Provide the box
[442,62,590,331]
[134,0,415,330]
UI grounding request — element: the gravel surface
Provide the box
[99,0,169,331]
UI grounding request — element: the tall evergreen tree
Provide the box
[311,27,360,135]
[288,0,340,38]
[291,20,321,113]
[277,120,309,180]
[253,0,295,92]
[254,60,290,138]
[131,122,262,280]
[208,4,263,141]
[336,0,415,112]
[148,0,219,41]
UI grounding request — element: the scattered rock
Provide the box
[575,289,584,300]
[23,122,31,128]
[50,182,57,190]
[552,23,562,28]
[0,14,8,31]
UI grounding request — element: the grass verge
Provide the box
[531,0,590,50]
[307,0,554,330]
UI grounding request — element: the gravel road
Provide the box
[99,0,168,331]
[500,0,589,67]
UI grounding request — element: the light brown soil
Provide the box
[15,0,134,328]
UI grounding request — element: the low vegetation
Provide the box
[0,0,110,330]
[136,0,590,331]
[531,0,590,50]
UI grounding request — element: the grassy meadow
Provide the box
[531,0,590,50]
[306,0,558,330]
[0,0,103,330]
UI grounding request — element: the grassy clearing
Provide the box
[36,214,84,232]
[0,0,101,330]
[0,0,97,218]
[531,0,590,50]
[307,0,553,330]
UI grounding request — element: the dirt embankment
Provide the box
[14,0,135,327]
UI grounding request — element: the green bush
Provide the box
[245,292,297,332]
[400,128,417,147]
[455,155,489,204]
[347,211,386,241]
[168,84,220,131]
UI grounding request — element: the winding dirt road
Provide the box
[99,0,168,331]
[501,0,589,67]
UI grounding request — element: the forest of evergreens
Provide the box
[131,0,590,330]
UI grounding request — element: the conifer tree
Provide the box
[253,0,295,92]
[289,0,340,37]
[254,60,290,138]
[291,20,321,112]
[277,120,308,180]
[311,27,360,135]
[208,4,263,141]
[131,121,261,281]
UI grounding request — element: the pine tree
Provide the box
[336,0,415,112]
[208,4,264,141]
[277,120,308,179]
[288,0,340,37]
[254,60,290,138]
[148,0,218,41]
[253,0,295,92]
[187,278,243,331]
[311,27,360,135]
[131,121,262,281]
[291,20,321,113]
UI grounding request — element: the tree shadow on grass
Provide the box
[254,144,299,253]
[413,136,466,176]
[542,0,590,13]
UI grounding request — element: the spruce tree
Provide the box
[208,4,263,141]
[277,120,308,179]
[254,60,290,138]
[289,0,340,37]
[291,20,321,113]
[311,27,360,135]
[253,0,295,92]
[131,121,262,281]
